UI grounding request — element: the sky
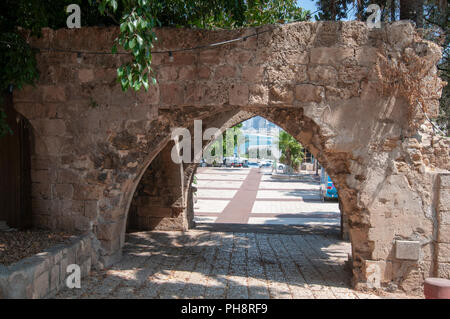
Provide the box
[297,0,319,15]
[297,0,357,21]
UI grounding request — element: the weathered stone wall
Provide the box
[12,21,448,294]
[0,234,93,299]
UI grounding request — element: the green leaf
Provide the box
[129,38,136,49]
[136,35,143,47]
[110,0,118,11]
[143,78,149,91]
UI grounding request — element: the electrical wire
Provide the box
[419,102,447,136]
[38,26,272,55]
[1,29,269,55]
[0,20,290,56]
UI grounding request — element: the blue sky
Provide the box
[297,0,357,21]
[297,0,318,15]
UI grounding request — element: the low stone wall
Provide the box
[270,173,309,181]
[0,234,93,299]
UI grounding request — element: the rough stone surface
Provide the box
[12,22,449,294]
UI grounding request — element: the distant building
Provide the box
[240,117,280,159]
[242,116,276,131]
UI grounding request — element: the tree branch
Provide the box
[105,9,120,24]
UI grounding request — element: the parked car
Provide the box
[320,167,338,200]
[247,161,259,168]
[223,157,234,167]
[212,160,222,167]
[259,162,271,168]
[231,159,243,167]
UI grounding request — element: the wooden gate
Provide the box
[0,91,32,229]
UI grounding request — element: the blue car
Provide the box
[247,161,259,168]
[320,168,338,200]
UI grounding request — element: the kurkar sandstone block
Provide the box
[395,240,421,261]
[11,21,449,295]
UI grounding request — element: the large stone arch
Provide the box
[181,107,352,231]
[12,21,449,293]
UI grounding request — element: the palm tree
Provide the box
[278,131,304,172]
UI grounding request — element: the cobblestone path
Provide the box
[55,229,413,299]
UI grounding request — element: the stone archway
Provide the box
[13,21,449,293]
[179,107,370,290]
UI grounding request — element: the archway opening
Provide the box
[192,115,345,239]
[126,139,185,233]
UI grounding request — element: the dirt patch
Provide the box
[0,230,76,266]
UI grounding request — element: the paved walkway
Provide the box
[55,229,412,299]
[194,167,340,226]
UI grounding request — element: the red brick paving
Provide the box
[194,167,340,225]
[214,168,262,224]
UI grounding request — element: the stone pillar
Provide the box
[339,198,350,241]
[436,173,450,278]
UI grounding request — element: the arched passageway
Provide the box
[13,22,449,293]
[126,113,347,234]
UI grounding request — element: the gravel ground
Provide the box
[0,229,75,266]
